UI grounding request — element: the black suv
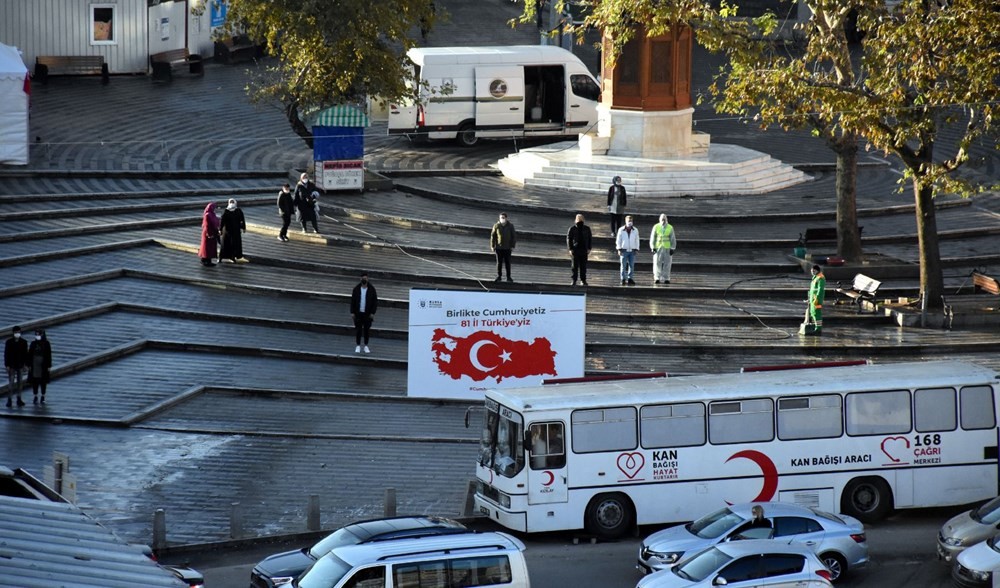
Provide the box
[250,516,466,588]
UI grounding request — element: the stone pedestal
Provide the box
[597,105,708,159]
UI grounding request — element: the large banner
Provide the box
[408,289,586,399]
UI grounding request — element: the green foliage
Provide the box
[224,0,436,136]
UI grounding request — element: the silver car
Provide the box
[638,502,868,582]
[636,540,834,588]
[938,496,1000,565]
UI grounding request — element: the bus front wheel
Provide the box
[584,493,634,539]
[841,477,893,523]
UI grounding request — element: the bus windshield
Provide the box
[479,399,525,478]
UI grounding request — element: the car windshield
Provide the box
[478,399,525,478]
[673,547,733,582]
[972,497,1000,524]
[688,508,744,539]
[810,508,845,525]
[309,528,363,559]
[295,554,352,588]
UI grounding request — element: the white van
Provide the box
[388,45,600,147]
[292,530,530,588]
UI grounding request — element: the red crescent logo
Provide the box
[726,450,779,502]
[542,471,555,486]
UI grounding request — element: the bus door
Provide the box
[474,66,525,136]
[527,422,568,504]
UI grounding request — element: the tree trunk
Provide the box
[913,178,944,309]
[834,139,863,263]
[285,100,314,149]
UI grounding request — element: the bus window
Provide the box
[529,422,566,469]
[914,387,957,432]
[961,386,996,430]
[777,395,842,440]
[640,402,705,448]
[571,407,637,453]
[846,390,911,436]
[709,398,773,444]
[479,401,524,478]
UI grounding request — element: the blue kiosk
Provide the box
[312,105,369,192]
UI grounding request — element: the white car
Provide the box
[638,502,868,582]
[938,496,1000,564]
[636,540,834,588]
[953,535,1000,587]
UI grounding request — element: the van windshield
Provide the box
[295,554,352,588]
[479,399,525,478]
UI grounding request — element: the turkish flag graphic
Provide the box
[431,329,557,382]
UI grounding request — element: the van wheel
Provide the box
[584,493,633,539]
[820,552,847,583]
[456,123,478,147]
[841,477,893,523]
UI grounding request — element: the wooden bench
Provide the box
[213,35,261,65]
[972,270,1000,296]
[836,273,881,313]
[34,56,109,85]
[802,226,863,245]
[150,48,204,82]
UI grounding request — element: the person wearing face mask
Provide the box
[219,198,247,263]
[490,212,517,283]
[615,215,640,286]
[350,272,379,354]
[607,175,627,238]
[276,183,294,242]
[4,326,29,408]
[650,213,677,284]
[294,173,321,234]
[566,213,593,286]
[27,329,52,404]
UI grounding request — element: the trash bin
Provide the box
[188,53,204,77]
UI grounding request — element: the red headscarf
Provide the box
[203,202,220,232]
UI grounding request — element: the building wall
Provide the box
[0,0,149,74]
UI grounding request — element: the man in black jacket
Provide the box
[5,325,28,408]
[567,213,593,286]
[350,273,379,354]
[276,183,294,241]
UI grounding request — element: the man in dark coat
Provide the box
[219,198,247,262]
[607,175,627,238]
[27,329,52,404]
[489,212,517,283]
[294,173,320,234]
[350,272,379,354]
[4,325,28,408]
[276,183,294,241]
[567,213,593,286]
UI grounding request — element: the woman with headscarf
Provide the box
[199,202,221,266]
[607,175,627,238]
[27,329,52,404]
[219,198,247,263]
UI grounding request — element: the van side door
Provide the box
[474,66,525,137]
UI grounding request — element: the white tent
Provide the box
[0,43,29,165]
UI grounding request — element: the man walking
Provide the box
[350,272,378,354]
[607,176,627,238]
[650,214,677,284]
[490,212,516,283]
[616,215,640,286]
[276,183,294,241]
[294,172,320,234]
[567,213,592,286]
[5,326,28,408]
[801,264,826,335]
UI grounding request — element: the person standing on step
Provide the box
[219,198,246,263]
[803,264,826,336]
[294,172,320,234]
[350,272,378,354]
[616,215,640,286]
[199,202,221,266]
[490,212,517,283]
[650,213,677,284]
[4,326,28,408]
[277,183,294,242]
[27,329,52,405]
[567,213,592,286]
[607,175,627,238]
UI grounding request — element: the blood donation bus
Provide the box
[473,361,1000,538]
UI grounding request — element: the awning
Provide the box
[311,105,370,128]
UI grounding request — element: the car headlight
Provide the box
[942,536,964,547]
[641,547,682,564]
[271,577,294,586]
[970,569,992,582]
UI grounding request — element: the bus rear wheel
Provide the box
[841,477,893,523]
[584,493,633,539]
